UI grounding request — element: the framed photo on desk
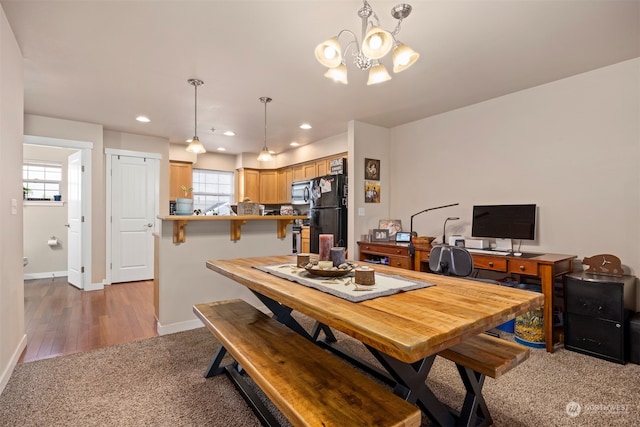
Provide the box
[372,229,389,242]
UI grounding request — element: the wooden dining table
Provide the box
[206,255,544,426]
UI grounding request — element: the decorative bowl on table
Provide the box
[303,261,355,278]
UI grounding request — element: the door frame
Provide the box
[23,135,93,289]
[105,148,160,285]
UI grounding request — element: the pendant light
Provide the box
[314,1,419,85]
[257,96,273,162]
[186,78,206,154]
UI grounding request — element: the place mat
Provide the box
[254,264,435,302]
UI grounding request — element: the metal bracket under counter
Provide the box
[160,215,307,244]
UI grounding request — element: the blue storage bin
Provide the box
[496,319,515,333]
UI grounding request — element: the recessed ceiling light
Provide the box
[290,142,300,147]
[217,147,226,151]
[223,131,235,136]
[136,116,150,123]
[300,123,312,130]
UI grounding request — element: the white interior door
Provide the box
[67,151,83,289]
[111,155,156,283]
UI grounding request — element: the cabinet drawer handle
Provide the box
[616,323,621,328]
[519,265,525,271]
[396,250,401,254]
[365,246,370,250]
[488,262,494,267]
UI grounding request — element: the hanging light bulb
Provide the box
[186,79,206,154]
[257,97,273,162]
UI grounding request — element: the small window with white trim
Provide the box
[23,161,62,200]
[192,169,234,213]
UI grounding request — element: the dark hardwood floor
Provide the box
[20,277,158,363]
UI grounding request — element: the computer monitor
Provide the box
[471,204,536,241]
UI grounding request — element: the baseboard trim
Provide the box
[157,318,203,336]
[0,334,27,395]
[23,271,68,280]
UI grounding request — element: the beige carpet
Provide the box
[1,321,638,426]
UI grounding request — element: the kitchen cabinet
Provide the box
[277,168,293,203]
[301,226,310,253]
[293,162,317,182]
[169,161,192,201]
[316,159,328,177]
[259,170,278,204]
[237,168,260,203]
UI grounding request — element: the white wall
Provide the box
[23,145,75,277]
[0,4,25,394]
[389,59,640,283]
[157,220,292,333]
[348,121,390,255]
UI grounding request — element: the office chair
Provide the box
[429,245,473,277]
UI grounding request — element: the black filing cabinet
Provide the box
[564,272,636,364]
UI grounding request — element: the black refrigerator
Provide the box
[309,174,348,253]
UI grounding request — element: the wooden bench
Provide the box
[438,333,530,426]
[194,299,421,427]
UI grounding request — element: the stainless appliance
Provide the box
[309,174,347,253]
[291,180,311,205]
[292,224,302,254]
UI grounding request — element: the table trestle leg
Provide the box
[365,345,457,427]
[204,345,228,378]
[251,291,314,341]
[455,364,493,427]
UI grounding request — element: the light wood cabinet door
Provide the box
[303,163,316,179]
[277,168,293,203]
[260,170,278,204]
[316,159,328,177]
[238,169,260,203]
[292,164,306,182]
[301,226,310,253]
[169,161,192,201]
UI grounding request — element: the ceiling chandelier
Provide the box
[257,97,273,162]
[186,78,206,154]
[314,1,419,85]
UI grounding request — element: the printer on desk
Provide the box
[448,235,491,249]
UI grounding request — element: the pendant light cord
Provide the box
[194,83,198,138]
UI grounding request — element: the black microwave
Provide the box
[291,181,310,205]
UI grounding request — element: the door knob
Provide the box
[64,224,70,228]
[144,223,153,228]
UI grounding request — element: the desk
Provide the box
[207,255,543,426]
[413,247,576,353]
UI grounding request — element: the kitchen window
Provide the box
[192,169,234,213]
[23,161,62,201]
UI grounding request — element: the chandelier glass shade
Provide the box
[315,1,419,85]
[186,78,206,154]
[257,97,273,162]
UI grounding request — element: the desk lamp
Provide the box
[442,217,460,245]
[409,203,459,256]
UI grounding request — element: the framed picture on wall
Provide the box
[365,181,380,203]
[372,229,389,242]
[364,158,380,180]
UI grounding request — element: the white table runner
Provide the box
[255,263,434,302]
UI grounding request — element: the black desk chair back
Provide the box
[429,245,473,277]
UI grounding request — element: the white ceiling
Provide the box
[2,0,638,156]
